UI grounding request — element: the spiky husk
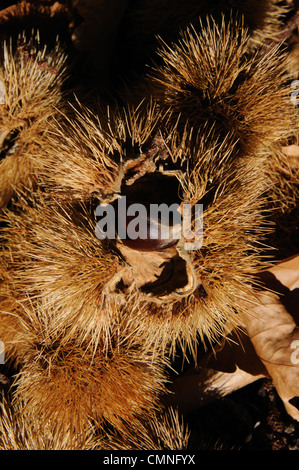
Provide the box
[0,196,122,348]
[142,17,296,155]
[0,290,172,446]
[1,15,296,363]
[33,100,165,203]
[127,15,299,239]
[0,32,67,209]
[0,390,189,450]
[0,127,272,360]
[19,16,297,355]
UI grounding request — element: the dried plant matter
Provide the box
[146,17,296,154]
[0,198,121,346]
[166,256,299,423]
[241,256,299,421]
[0,393,189,450]
[1,120,272,356]
[0,34,67,208]
[0,0,298,451]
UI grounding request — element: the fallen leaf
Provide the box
[241,256,299,420]
[166,256,299,422]
[165,328,267,414]
[282,144,299,169]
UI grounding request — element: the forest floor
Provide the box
[186,378,299,450]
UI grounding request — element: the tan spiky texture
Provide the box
[0,391,189,450]
[0,124,272,362]
[0,196,123,347]
[0,32,67,209]
[34,100,167,203]
[118,153,272,358]
[0,4,298,451]
[100,407,190,451]
[0,291,170,446]
[145,17,297,158]
[0,17,294,368]
[127,15,299,232]
[18,16,297,357]
[265,143,299,214]
[0,196,172,446]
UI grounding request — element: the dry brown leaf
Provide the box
[166,256,299,421]
[282,144,299,169]
[241,256,299,421]
[166,329,267,414]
